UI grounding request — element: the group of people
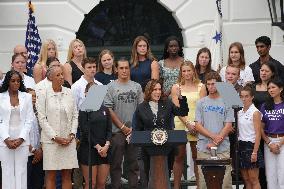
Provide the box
[0,34,283,189]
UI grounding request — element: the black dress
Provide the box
[253,90,269,110]
[70,61,84,84]
[77,106,112,165]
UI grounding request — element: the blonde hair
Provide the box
[130,36,155,67]
[37,39,58,66]
[66,39,87,62]
[178,61,200,85]
[226,64,240,76]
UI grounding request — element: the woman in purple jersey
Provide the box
[260,78,284,189]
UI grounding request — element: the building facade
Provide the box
[0,0,283,72]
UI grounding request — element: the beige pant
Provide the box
[197,151,232,189]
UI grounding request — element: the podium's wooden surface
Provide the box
[148,156,170,189]
[130,130,187,189]
[196,158,231,189]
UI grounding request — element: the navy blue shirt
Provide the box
[130,59,152,91]
[95,72,117,85]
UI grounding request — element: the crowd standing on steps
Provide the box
[0,35,283,189]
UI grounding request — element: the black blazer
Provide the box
[133,97,189,131]
[78,106,112,146]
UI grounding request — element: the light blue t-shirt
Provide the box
[195,96,234,153]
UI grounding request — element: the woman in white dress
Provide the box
[220,42,254,86]
[0,70,33,189]
[36,66,78,189]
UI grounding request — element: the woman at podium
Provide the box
[133,79,189,183]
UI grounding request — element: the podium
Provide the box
[196,158,231,189]
[130,130,187,189]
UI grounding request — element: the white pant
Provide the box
[186,143,195,178]
[264,137,284,189]
[0,146,29,189]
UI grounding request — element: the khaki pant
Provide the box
[197,151,232,189]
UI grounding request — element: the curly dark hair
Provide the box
[264,78,284,110]
[162,36,184,59]
[0,70,27,93]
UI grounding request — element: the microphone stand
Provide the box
[86,110,92,189]
[232,105,242,189]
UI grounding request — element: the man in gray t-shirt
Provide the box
[104,80,143,133]
[195,72,234,189]
[104,58,143,189]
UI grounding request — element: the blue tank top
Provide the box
[130,59,152,91]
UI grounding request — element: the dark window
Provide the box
[76,0,182,59]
